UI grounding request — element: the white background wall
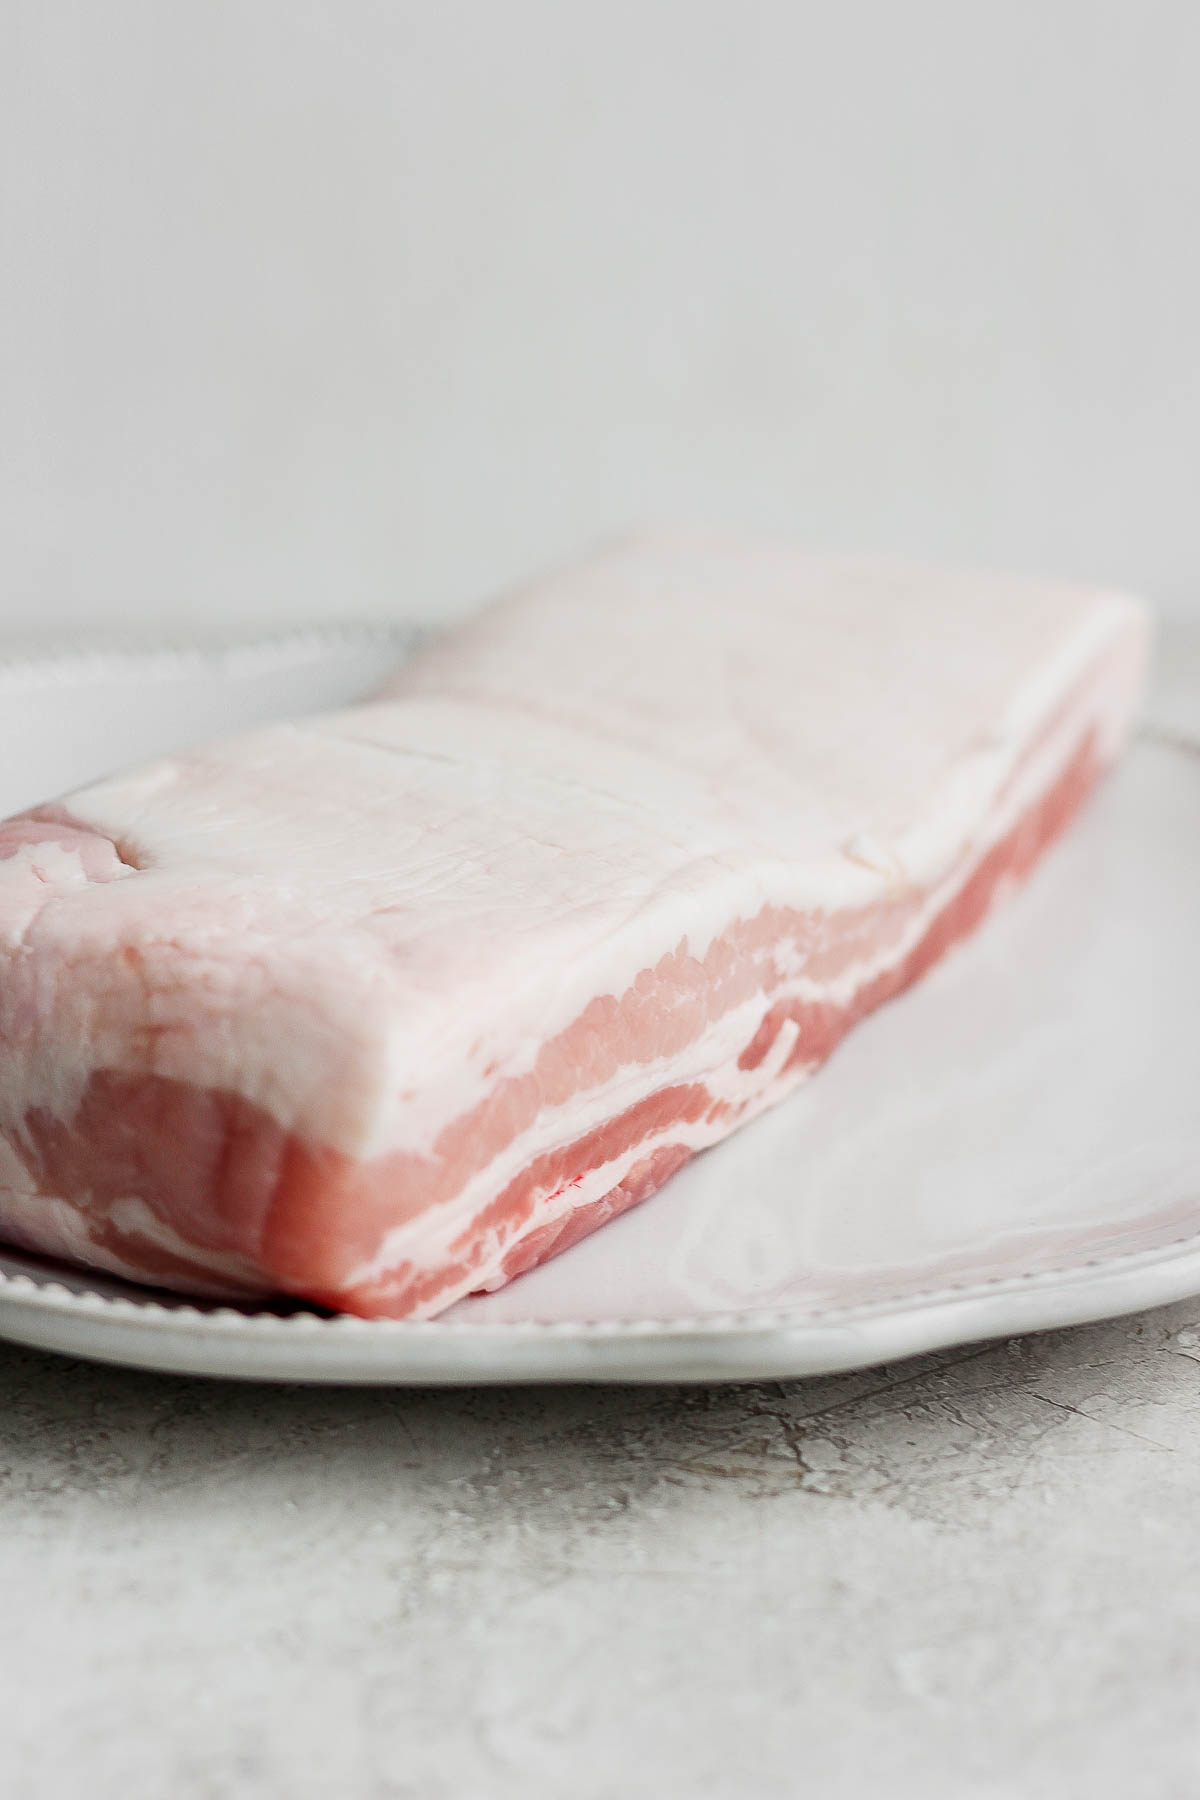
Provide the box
[2,1,1198,633]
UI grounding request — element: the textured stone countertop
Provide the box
[0,623,1197,1800]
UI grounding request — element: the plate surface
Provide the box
[0,629,1196,1383]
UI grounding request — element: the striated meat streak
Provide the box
[0,539,1149,1317]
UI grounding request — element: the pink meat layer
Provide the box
[0,539,1149,1317]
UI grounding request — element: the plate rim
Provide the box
[5,1232,1200,1385]
[4,1219,1200,1340]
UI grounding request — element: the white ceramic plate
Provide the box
[0,629,1196,1384]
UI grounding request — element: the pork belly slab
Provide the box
[0,541,1148,1318]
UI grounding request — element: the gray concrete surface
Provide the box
[2,1304,1200,1800]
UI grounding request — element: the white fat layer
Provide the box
[103,1199,270,1292]
[0,1156,273,1296]
[0,1192,270,1299]
[0,546,1148,1199]
[0,1188,117,1269]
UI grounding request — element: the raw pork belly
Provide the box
[0,541,1148,1318]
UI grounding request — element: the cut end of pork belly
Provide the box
[0,539,1151,1318]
